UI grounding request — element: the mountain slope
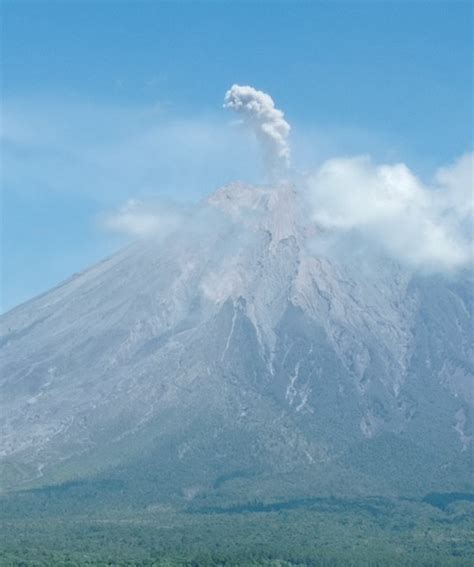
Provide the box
[1,183,472,501]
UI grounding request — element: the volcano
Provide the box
[1,183,472,503]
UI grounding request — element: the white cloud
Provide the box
[224,84,291,180]
[102,199,183,238]
[306,153,473,271]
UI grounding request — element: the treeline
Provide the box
[0,549,470,567]
[1,495,473,566]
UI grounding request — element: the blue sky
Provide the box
[2,1,472,311]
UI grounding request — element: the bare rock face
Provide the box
[0,184,472,499]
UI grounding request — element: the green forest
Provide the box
[1,490,473,566]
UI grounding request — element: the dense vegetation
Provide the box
[1,489,473,566]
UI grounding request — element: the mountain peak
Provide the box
[208,182,305,246]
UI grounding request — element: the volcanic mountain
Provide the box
[1,183,472,503]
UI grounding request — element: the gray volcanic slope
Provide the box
[1,184,472,501]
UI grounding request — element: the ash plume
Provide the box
[224,84,291,180]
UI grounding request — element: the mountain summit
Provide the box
[1,183,472,501]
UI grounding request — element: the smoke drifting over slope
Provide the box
[100,84,471,274]
[103,199,184,238]
[224,84,291,180]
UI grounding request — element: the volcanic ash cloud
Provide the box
[224,84,291,180]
